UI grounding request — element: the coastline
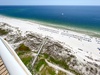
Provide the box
[0,14,100,38]
[0,15,100,65]
[29,20,100,38]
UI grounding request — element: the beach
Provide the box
[0,15,100,65]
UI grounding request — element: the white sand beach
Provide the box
[0,15,100,65]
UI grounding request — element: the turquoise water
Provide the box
[0,6,100,32]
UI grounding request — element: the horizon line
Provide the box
[0,5,100,6]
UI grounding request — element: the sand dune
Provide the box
[0,15,100,65]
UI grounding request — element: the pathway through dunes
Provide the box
[0,57,9,75]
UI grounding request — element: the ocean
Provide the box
[0,6,100,32]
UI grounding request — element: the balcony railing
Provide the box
[0,37,32,75]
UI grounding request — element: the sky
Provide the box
[0,0,100,5]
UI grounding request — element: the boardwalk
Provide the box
[0,57,9,75]
[32,37,47,68]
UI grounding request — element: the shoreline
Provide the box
[0,14,100,38]
[0,15,100,64]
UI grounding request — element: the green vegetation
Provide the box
[43,53,81,75]
[34,54,57,75]
[16,44,31,51]
[46,66,56,75]
[16,50,33,73]
[43,53,49,58]
[21,55,32,66]
[16,44,33,73]
[49,56,69,69]
[35,59,47,71]
[58,71,66,75]
[17,51,26,56]
[0,28,9,35]
[16,50,32,65]
[40,66,56,75]
[16,44,80,75]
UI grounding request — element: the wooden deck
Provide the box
[0,57,9,75]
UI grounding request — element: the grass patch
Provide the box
[49,56,81,75]
[16,49,33,74]
[0,28,9,35]
[17,51,26,56]
[40,66,56,75]
[35,59,47,71]
[43,53,49,58]
[21,56,32,66]
[16,44,31,51]
[16,45,32,67]
[47,66,56,75]
[42,53,81,75]
[50,57,69,69]
[58,71,66,75]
